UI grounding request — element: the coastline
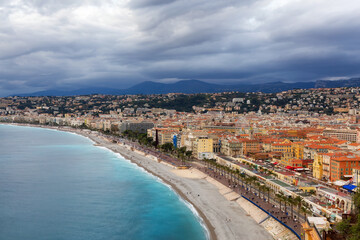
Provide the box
[2,123,273,240]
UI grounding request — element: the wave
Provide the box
[94,144,211,240]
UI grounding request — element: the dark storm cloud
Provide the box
[130,0,177,9]
[0,0,360,95]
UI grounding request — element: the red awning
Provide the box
[294,168,304,171]
[285,166,293,169]
[273,162,278,165]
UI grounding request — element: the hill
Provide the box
[16,78,360,96]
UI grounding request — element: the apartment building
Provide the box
[323,129,359,143]
[193,137,214,159]
[221,138,243,157]
[330,155,360,181]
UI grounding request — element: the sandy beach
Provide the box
[75,129,272,240]
[6,124,273,240]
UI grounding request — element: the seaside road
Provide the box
[92,138,273,240]
[19,127,274,240]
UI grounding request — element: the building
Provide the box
[304,144,339,160]
[221,138,243,157]
[158,130,179,145]
[280,152,294,166]
[322,152,350,181]
[323,129,359,142]
[302,217,330,240]
[243,139,262,155]
[330,155,360,181]
[193,137,214,159]
[120,121,154,133]
[313,153,324,180]
[292,142,305,159]
[271,142,292,153]
[353,167,360,186]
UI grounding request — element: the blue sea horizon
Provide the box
[0,124,208,240]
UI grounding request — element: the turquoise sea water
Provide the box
[0,125,208,240]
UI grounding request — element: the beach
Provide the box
[6,124,273,240]
[72,128,272,240]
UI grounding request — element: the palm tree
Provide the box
[228,169,233,182]
[247,176,257,193]
[276,193,283,211]
[245,176,252,191]
[235,169,240,185]
[225,166,231,180]
[238,172,245,188]
[214,163,218,173]
[242,174,247,188]
[179,152,186,165]
[219,164,224,175]
[308,189,316,196]
[255,182,262,198]
[231,170,236,183]
[300,206,312,221]
[259,185,267,199]
[293,196,303,219]
[284,196,288,215]
[288,197,295,219]
[265,186,272,202]
[185,150,192,160]
[276,192,287,212]
[263,185,271,202]
[204,159,210,168]
[282,196,290,216]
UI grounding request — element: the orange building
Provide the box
[271,142,292,153]
[330,155,360,181]
[243,139,262,156]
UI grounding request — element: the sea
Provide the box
[0,124,208,240]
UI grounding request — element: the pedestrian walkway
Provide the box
[119,137,302,238]
[199,166,302,236]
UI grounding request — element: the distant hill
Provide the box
[19,87,122,97]
[315,78,360,88]
[124,80,224,94]
[15,78,360,97]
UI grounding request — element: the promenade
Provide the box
[200,166,302,236]
[91,132,273,240]
[114,135,302,238]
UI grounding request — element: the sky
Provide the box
[1,0,360,96]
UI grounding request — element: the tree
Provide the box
[160,143,174,152]
[185,150,193,160]
[259,185,267,199]
[263,186,271,202]
[245,176,252,191]
[336,189,360,239]
[248,176,258,193]
[300,205,312,220]
[276,193,283,212]
[288,197,295,219]
[353,190,360,214]
[293,196,303,219]
[308,189,316,196]
[350,215,360,240]
[255,182,262,198]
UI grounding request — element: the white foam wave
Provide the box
[180,198,211,240]
[151,177,211,240]
[24,125,211,239]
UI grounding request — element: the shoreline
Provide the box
[1,123,273,240]
[2,123,215,239]
[128,158,214,240]
[88,134,215,240]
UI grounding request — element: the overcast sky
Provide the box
[1,0,360,95]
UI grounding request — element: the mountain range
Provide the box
[17,78,360,96]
